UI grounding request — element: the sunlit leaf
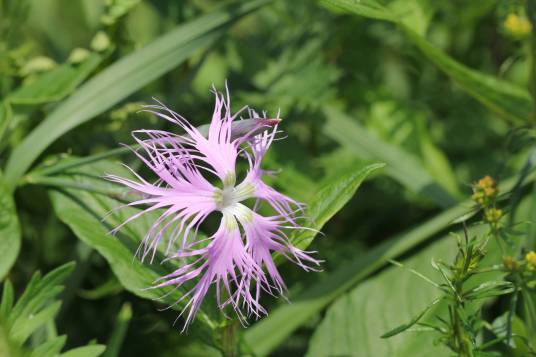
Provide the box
[320,0,533,123]
[306,238,455,357]
[8,53,103,105]
[291,162,385,250]
[3,0,271,191]
[48,161,219,331]
[323,106,458,207]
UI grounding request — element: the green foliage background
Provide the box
[2,0,536,356]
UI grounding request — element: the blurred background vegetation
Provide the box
[2,0,536,356]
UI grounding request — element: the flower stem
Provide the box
[221,321,238,357]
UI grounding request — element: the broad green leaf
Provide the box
[3,0,270,191]
[307,224,506,357]
[0,177,21,281]
[319,0,533,124]
[48,161,218,330]
[243,201,469,356]
[245,173,525,356]
[306,238,455,357]
[323,106,458,207]
[60,345,106,357]
[292,162,385,251]
[7,53,103,105]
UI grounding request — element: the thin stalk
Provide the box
[452,280,474,357]
[221,322,238,357]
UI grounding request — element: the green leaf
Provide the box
[0,101,13,145]
[48,161,218,330]
[306,238,455,357]
[0,263,102,356]
[292,162,385,250]
[7,53,103,105]
[402,26,532,123]
[243,201,468,356]
[3,0,270,191]
[415,117,460,197]
[245,171,524,356]
[323,106,458,207]
[29,336,66,357]
[8,263,74,328]
[380,298,441,338]
[24,117,281,179]
[59,345,106,357]
[463,281,514,300]
[319,0,533,123]
[0,324,21,357]
[320,0,395,21]
[0,280,14,320]
[0,177,21,281]
[10,301,62,344]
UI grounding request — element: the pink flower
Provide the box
[107,85,320,330]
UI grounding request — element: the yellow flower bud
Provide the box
[484,208,503,223]
[526,251,536,267]
[504,14,532,38]
[503,256,517,271]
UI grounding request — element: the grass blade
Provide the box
[3,0,270,191]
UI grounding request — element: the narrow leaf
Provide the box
[0,177,21,281]
[381,298,441,338]
[292,162,385,250]
[323,106,457,207]
[320,0,533,123]
[60,345,106,357]
[3,0,270,190]
[8,54,103,105]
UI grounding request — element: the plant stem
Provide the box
[221,322,237,357]
[452,280,473,357]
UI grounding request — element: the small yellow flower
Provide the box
[503,256,518,271]
[471,191,485,205]
[526,251,536,267]
[472,175,498,205]
[484,207,503,223]
[504,14,532,38]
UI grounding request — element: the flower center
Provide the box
[220,187,236,208]
[214,181,254,211]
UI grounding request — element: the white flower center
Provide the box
[214,174,255,212]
